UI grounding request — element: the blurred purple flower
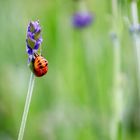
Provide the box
[72,12,93,28]
[129,24,140,33]
[26,20,43,62]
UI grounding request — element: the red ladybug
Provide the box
[33,53,48,77]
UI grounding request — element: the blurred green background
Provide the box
[0,0,140,139]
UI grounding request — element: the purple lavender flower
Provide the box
[72,12,93,28]
[129,24,140,33]
[26,20,42,62]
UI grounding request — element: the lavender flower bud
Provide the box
[26,20,43,62]
[72,12,93,28]
[129,24,140,33]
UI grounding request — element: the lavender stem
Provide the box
[18,73,35,140]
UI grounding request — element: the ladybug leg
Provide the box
[34,52,39,57]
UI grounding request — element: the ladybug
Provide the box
[33,53,48,77]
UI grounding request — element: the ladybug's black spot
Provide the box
[46,63,48,66]
[38,60,40,63]
[38,62,42,65]
[39,66,43,69]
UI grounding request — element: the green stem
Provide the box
[111,36,123,140]
[131,0,139,25]
[18,72,35,140]
[130,1,140,90]
[110,0,124,140]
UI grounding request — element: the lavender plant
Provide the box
[26,20,43,62]
[130,0,140,94]
[18,20,44,140]
[110,0,124,140]
[72,0,94,28]
[72,12,93,28]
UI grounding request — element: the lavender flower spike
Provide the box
[72,12,93,28]
[26,20,43,62]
